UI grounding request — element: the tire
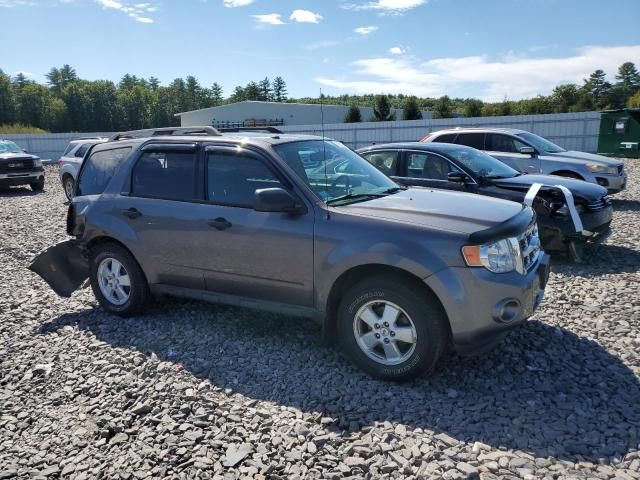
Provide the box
[62,175,75,200]
[337,276,449,381]
[30,178,45,192]
[89,242,150,317]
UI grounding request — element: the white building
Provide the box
[176,101,431,128]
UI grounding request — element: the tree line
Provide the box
[0,62,639,132]
[0,64,288,133]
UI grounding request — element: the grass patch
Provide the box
[0,124,49,134]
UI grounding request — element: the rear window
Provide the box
[431,133,457,144]
[62,143,76,157]
[75,144,89,158]
[76,147,132,196]
[454,133,485,150]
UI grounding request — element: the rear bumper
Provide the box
[425,254,550,356]
[28,240,89,297]
[0,169,44,187]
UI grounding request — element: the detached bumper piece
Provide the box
[28,240,89,297]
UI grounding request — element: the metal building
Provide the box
[176,101,432,128]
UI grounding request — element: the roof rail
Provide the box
[109,126,221,141]
[217,126,283,134]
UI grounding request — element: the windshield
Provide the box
[516,132,566,153]
[0,141,23,154]
[274,140,399,205]
[446,147,519,178]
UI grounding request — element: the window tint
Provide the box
[361,151,398,175]
[407,152,459,180]
[431,133,457,144]
[486,134,528,153]
[75,144,89,158]
[207,152,283,207]
[455,133,485,150]
[132,151,197,201]
[77,147,132,196]
[62,143,75,157]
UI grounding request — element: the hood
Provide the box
[493,174,608,204]
[340,188,526,237]
[543,150,622,167]
[0,152,40,162]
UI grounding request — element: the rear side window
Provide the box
[132,151,197,201]
[75,144,89,158]
[361,151,398,176]
[431,133,457,144]
[207,152,283,207]
[77,147,132,196]
[455,133,485,150]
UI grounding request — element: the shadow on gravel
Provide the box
[39,304,640,464]
[552,244,640,276]
[611,198,640,212]
[0,186,41,197]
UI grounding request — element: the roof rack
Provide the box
[109,126,221,141]
[216,126,283,134]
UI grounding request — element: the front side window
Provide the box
[407,152,460,180]
[273,140,398,205]
[516,132,566,153]
[132,150,197,201]
[486,134,529,153]
[207,152,283,207]
[77,147,132,196]
[361,151,398,176]
[455,133,485,150]
[446,147,519,179]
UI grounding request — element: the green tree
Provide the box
[229,85,246,103]
[627,90,640,108]
[582,69,612,109]
[551,84,579,112]
[46,64,77,95]
[148,76,160,91]
[344,104,362,123]
[402,96,422,120]
[258,77,272,102]
[117,85,152,129]
[372,95,396,121]
[211,83,223,105]
[0,69,16,125]
[463,98,483,117]
[615,62,640,91]
[433,95,453,119]
[243,81,261,101]
[272,76,287,102]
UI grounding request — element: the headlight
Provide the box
[586,163,617,175]
[462,238,519,273]
[33,159,42,167]
[554,203,585,216]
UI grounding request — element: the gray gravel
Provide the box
[1,163,639,479]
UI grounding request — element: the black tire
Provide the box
[62,175,75,200]
[30,178,45,192]
[89,242,150,317]
[337,276,449,381]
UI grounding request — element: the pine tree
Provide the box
[402,96,422,120]
[344,105,362,123]
[211,83,223,105]
[258,77,272,102]
[372,95,396,121]
[272,76,287,102]
[616,62,640,90]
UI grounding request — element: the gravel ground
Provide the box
[1,162,639,480]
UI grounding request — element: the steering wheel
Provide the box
[330,174,352,192]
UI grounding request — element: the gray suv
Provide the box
[31,127,550,381]
[423,128,627,193]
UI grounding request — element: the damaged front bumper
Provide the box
[29,240,89,297]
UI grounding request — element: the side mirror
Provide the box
[518,146,536,156]
[447,171,469,183]
[23,149,29,153]
[254,188,303,214]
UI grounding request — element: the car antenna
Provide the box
[320,88,330,218]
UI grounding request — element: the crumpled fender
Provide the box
[28,240,89,297]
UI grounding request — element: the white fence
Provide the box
[2,111,602,160]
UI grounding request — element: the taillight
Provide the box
[56,158,62,166]
[66,203,75,236]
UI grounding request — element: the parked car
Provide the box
[30,127,550,381]
[422,128,627,194]
[57,137,108,200]
[358,142,613,259]
[0,140,45,192]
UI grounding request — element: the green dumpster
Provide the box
[598,109,640,158]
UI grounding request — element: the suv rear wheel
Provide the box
[337,276,448,381]
[63,175,75,200]
[89,243,150,316]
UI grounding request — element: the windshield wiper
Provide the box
[325,192,388,205]
[382,186,406,193]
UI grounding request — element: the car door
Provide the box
[198,146,314,307]
[112,143,211,290]
[485,133,541,173]
[398,150,468,191]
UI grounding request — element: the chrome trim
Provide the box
[514,222,542,275]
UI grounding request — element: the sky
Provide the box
[2,0,640,102]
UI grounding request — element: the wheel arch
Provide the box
[323,263,451,341]
[550,170,584,180]
[85,236,149,283]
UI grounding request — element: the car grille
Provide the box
[0,158,34,173]
[586,196,612,211]
[517,222,542,274]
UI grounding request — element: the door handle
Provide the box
[121,207,142,219]
[208,217,232,231]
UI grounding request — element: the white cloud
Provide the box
[95,0,157,23]
[289,9,322,23]
[0,0,36,6]
[316,45,640,102]
[343,0,425,12]
[354,25,378,35]
[389,46,404,55]
[252,13,285,25]
[224,0,255,7]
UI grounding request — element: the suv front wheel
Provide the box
[89,243,150,317]
[337,276,449,381]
